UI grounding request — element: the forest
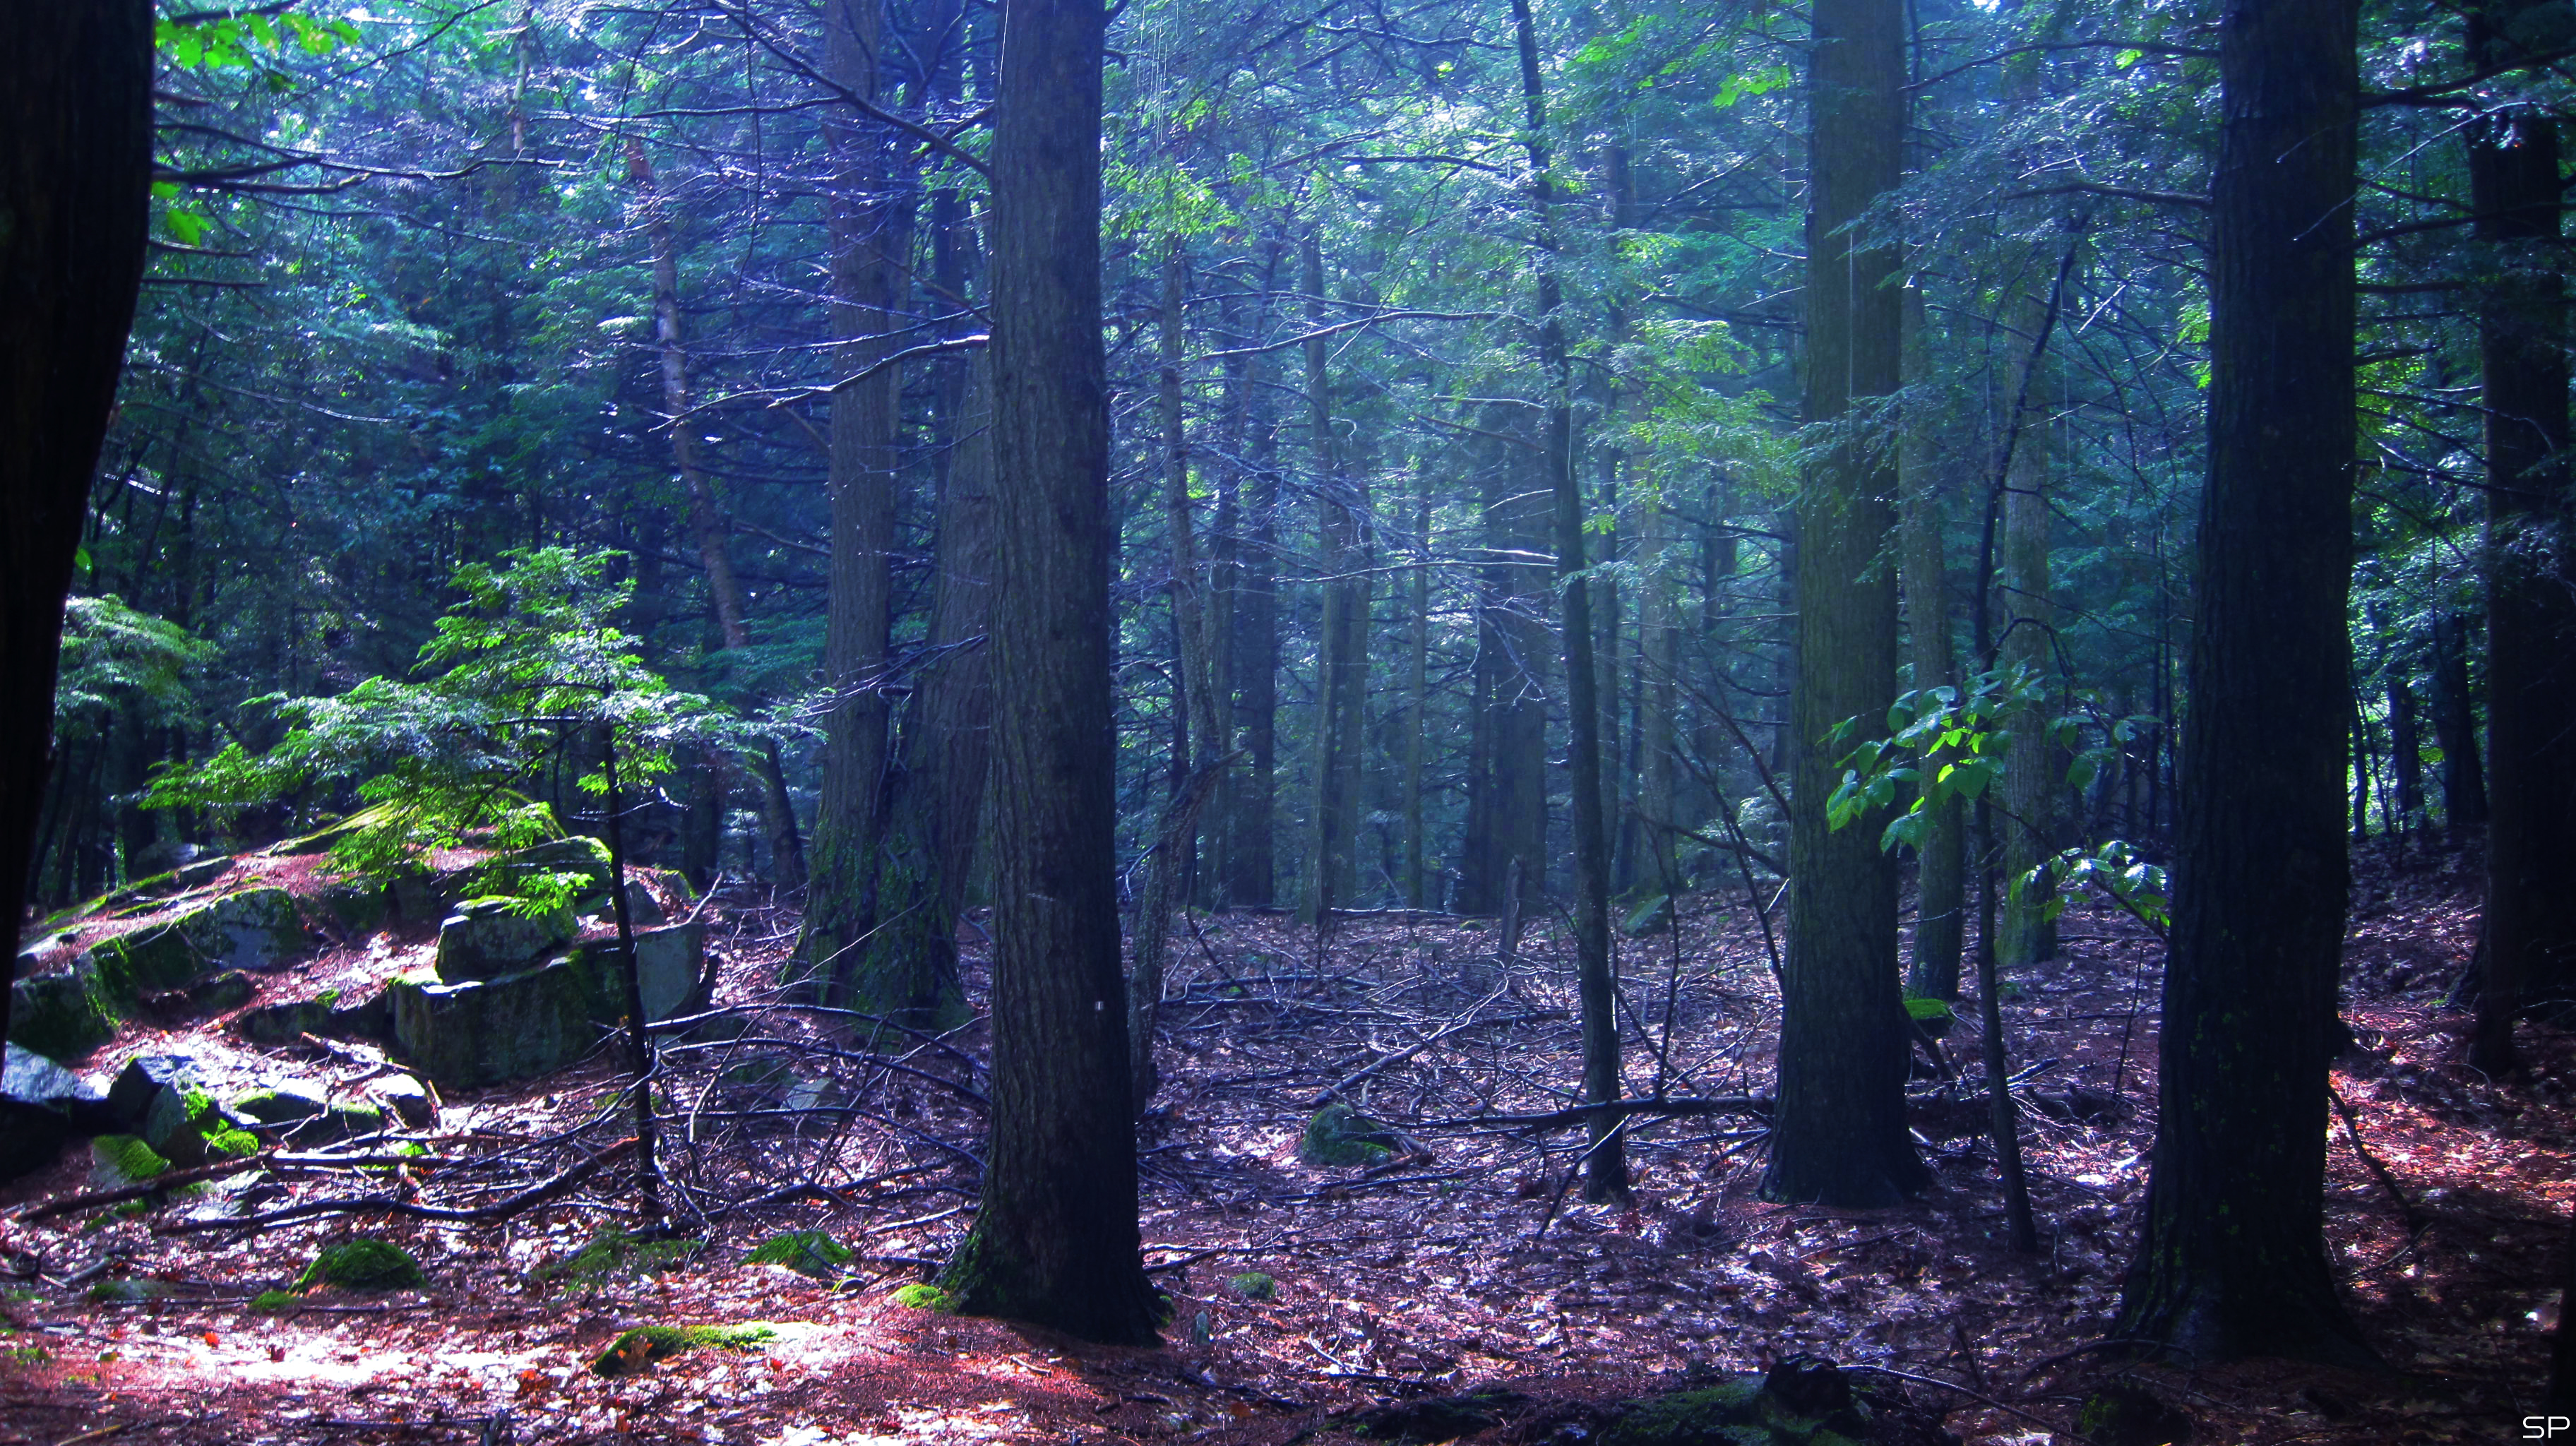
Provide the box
[0,0,2572,1441]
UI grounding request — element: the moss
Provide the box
[890,1283,956,1312]
[1228,1272,1277,1301]
[743,1229,853,1279]
[248,1290,302,1313]
[588,1322,776,1377]
[1602,1382,1766,1446]
[296,1237,426,1291]
[1298,1103,1394,1168]
[533,1228,704,1288]
[205,1127,261,1159]
[86,1279,172,1303]
[90,1135,169,1187]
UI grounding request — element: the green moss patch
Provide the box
[743,1229,853,1279]
[1299,1103,1395,1168]
[89,1135,169,1188]
[890,1282,956,1312]
[249,1290,302,1313]
[1228,1272,1277,1301]
[87,1279,174,1304]
[295,1237,426,1291]
[588,1322,777,1378]
[532,1228,704,1289]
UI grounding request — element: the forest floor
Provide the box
[1,838,2566,1445]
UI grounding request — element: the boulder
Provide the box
[88,1133,170,1188]
[234,984,395,1048]
[469,836,615,907]
[228,1084,329,1126]
[4,1042,117,1133]
[390,923,704,1089]
[109,1055,254,1166]
[585,880,667,930]
[93,888,314,986]
[1620,893,1674,938]
[367,1072,436,1128]
[436,897,577,981]
[108,1055,203,1130]
[7,957,119,1058]
[1299,1102,1397,1168]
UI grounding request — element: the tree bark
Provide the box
[934,0,1159,1346]
[1224,249,1284,910]
[2470,0,2576,1069]
[2114,0,2373,1366]
[806,0,913,1008]
[0,0,152,1052]
[1460,405,1551,918]
[1403,460,1434,909]
[2428,609,2488,831]
[1762,0,1928,1207]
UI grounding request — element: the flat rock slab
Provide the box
[391,923,703,1089]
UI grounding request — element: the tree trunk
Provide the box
[2471,0,2576,1069]
[1299,235,1371,927]
[1460,405,1551,918]
[2114,0,2373,1366]
[1900,283,1966,1002]
[1403,460,1433,909]
[627,141,807,895]
[1996,289,2058,969]
[1762,0,1927,1208]
[806,0,912,1006]
[934,0,1159,1346]
[2428,609,2488,831]
[1226,243,1284,910]
[0,0,151,1051]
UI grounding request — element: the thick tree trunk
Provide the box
[806,0,912,1007]
[1299,236,1371,927]
[0,0,152,1050]
[1900,285,1966,1002]
[1762,0,1927,1207]
[2470,0,2576,1068]
[1226,243,1284,910]
[2114,0,2372,1366]
[2387,673,2423,825]
[1460,405,1552,918]
[934,0,1158,1346]
[1403,462,1433,909]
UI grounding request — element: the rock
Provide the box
[89,1133,171,1188]
[470,836,615,907]
[0,1097,72,1184]
[436,897,578,981]
[229,1085,329,1125]
[742,1229,852,1279]
[110,1055,254,1166]
[585,880,667,929]
[171,854,234,890]
[7,958,120,1058]
[234,1000,333,1048]
[316,878,393,937]
[1621,893,1674,937]
[390,921,704,1089]
[1353,1392,1529,1443]
[589,1322,775,1378]
[145,969,256,1018]
[366,1073,436,1128]
[1299,1102,1395,1168]
[4,1042,115,1132]
[108,1055,203,1130]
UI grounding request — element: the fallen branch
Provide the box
[1412,1097,1772,1132]
[1839,1364,2086,1443]
[10,1152,276,1224]
[159,1138,635,1233]
[2327,1082,2430,1231]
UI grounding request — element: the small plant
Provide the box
[532,1228,703,1289]
[1299,1103,1395,1168]
[249,1290,301,1313]
[296,1237,425,1291]
[743,1229,852,1280]
[1228,1272,1277,1302]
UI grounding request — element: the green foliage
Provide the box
[1299,1103,1395,1168]
[248,1289,302,1313]
[54,596,212,743]
[1228,1272,1278,1301]
[532,1228,705,1289]
[891,1282,957,1312]
[145,549,732,911]
[589,1322,777,1377]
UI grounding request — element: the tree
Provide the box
[934,0,1159,1346]
[1763,0,1929,1208]
[2113,0,2373,1366]
[2468,0,2576,1070]
[0,0,153,1051]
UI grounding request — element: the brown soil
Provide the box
[1,839,2565,1445]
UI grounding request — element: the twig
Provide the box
[2327,1083,2430,1231]
[11,1153,276,1224]
[1413,1097,1771,1132]
[160,1139,635,1233]
[1839,1363,2087,1443]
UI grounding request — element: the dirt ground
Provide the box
[1,838,2565,1445]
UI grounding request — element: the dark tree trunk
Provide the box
[1763,0,1927,1208]
[1225,244,1284,911]
[0,0,152,1050]
[1900,283,1966,1002]
[2428,609,2488,830]
[934,0,1159,1346]
[2387,673,2423,825]
[1299,236,1369,926]
[1459,405,1551,918]
[806,0,911,1004]
[2471,0,2576,1066]
[1510,0,1626,1202]
[2114,0,2373,1366]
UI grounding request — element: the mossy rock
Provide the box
[88,1278,174,1304]
[1902,996,1954,1039]
[435,897,578,981]
[95,888,313,984]
[1352,1391,1530,1443]
[1603,1358,1875,1446]
[229,1085,328,1125]
[1621,893,1676,937]
[743,1229,853,1279]
[89,1135,170,1188]
[1299,1102,1395,1168]
[588,1322,776,1378]
[8,961,120,1058]
[461,837,616,912]
[296,1237,426,1291]
[1229,1272,1277,1301]
[532,1228,704,1289]
[890,1282,956,1312]
[249,1289,302,1313]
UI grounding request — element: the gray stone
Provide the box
[4,1042,114,1133]
[368,1073,436,1128]
[436,897,577,981]
[614,922,707,1021]
[93,887,314,988]
[228,1084,328,1125]
[6,963,118,1059]
[390,923,704,1089]
[586,880,666,930]
[108,1055,203,1131]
